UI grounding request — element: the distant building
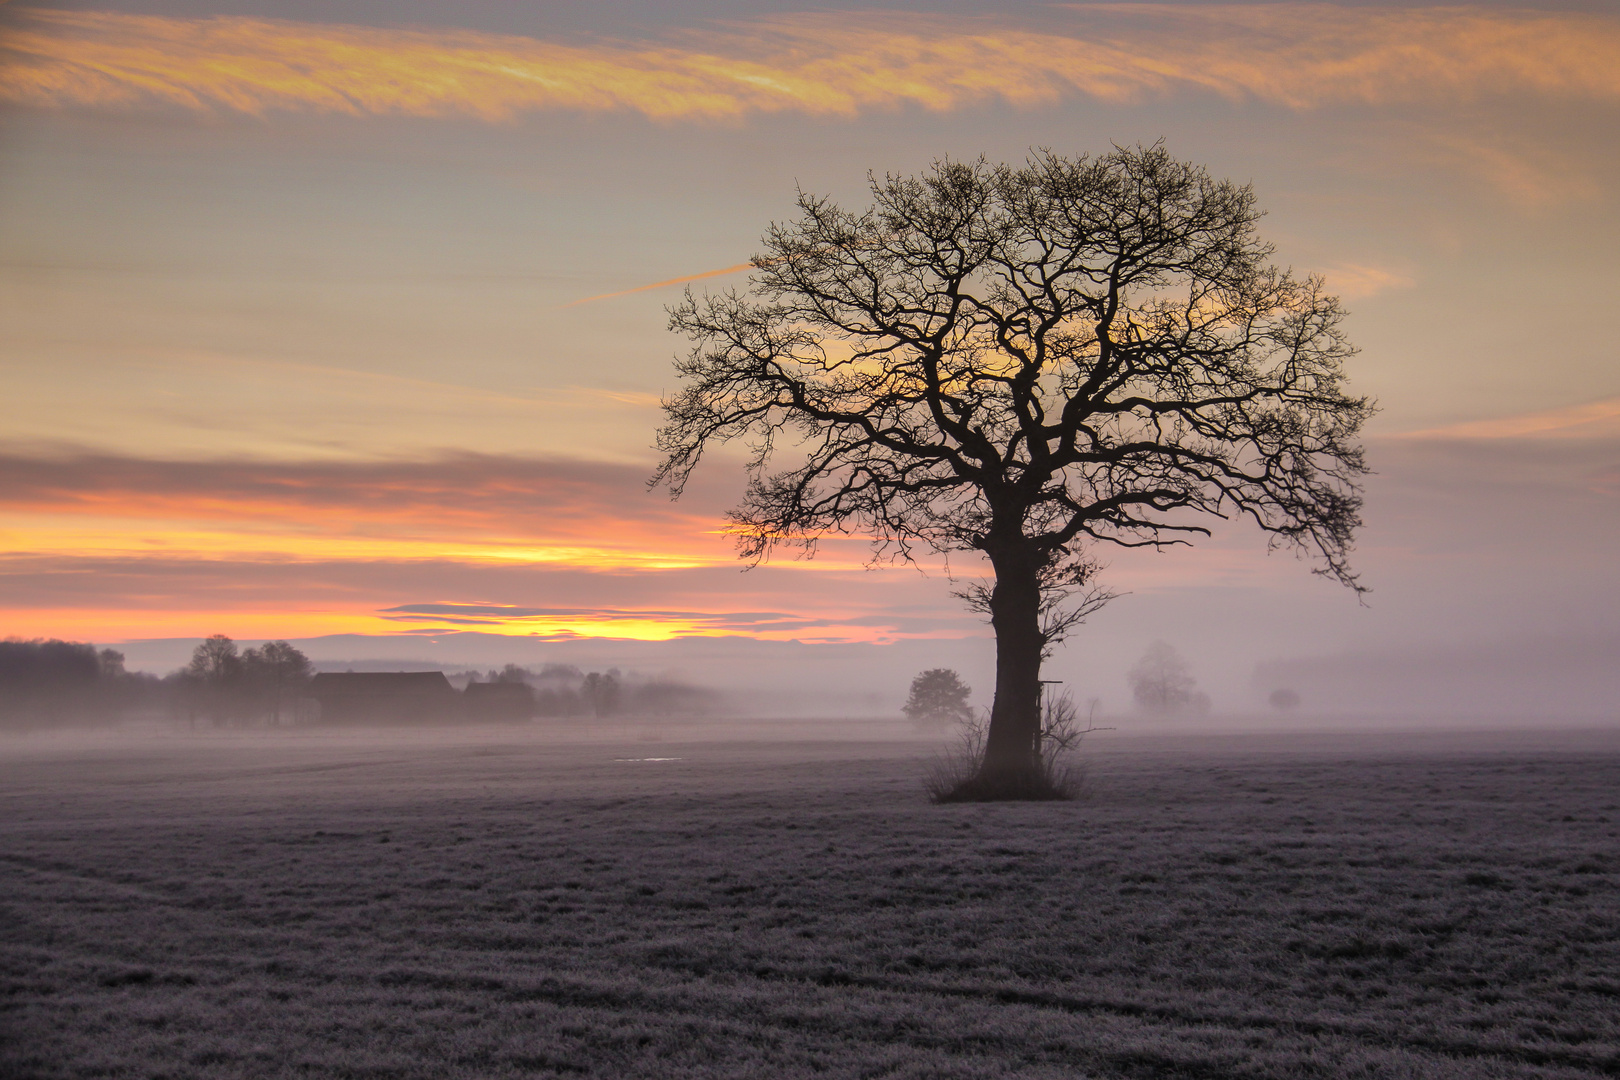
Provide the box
[463,680,536,722]
[309,671,458,724]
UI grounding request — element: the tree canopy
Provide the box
[655,145,1370,795]
[903,668,975,725]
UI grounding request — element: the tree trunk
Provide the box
[978,545,1045,788]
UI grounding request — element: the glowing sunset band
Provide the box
[0,451,738,569]
[377,602,909,642]
[0,450,923,645]
[0,601,828,643]
[3,6,1618,121]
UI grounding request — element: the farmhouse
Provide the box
[309,671,458,724]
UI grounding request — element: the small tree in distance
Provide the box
[240,641,312,725]
[1128,641,1210,716]
[582,671,621,718]
[187,634,240,685]
[1268,687,1302,710]
[903,668,975,727]
[654,145,1370,798]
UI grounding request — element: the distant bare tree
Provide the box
[655,145,1369,798]
[97,649,126,678]
[187,634,240,684]
[493,664,530,684]
[1128,641,1209,715]
[1268,687,1302,710]
[240,641,312,725]
[0,639,105,727]
[183,634,242,726]
[903,668,975,727]
[583,671,621,718]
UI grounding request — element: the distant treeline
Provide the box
[1,637,722,730]
[0,635,316,730]
[0,639,162,727]
[458,663,721,719]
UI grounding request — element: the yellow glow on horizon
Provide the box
[4,6,1617,123]
[0,514,892,574]
[0,501,917,644]
[0,514,733,570]
[9,604,941,649]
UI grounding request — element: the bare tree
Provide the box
[187,634,239,684]
[1127,641,1208,715]
[1267,687,1302,710]
[654,145,1369,797]
[184,634,241,727]
[241,641,312,725]
[902,668,975,726]
[582,671,621,718]
[1039,691,1110,756]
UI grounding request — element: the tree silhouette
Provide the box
[241,641,312,725]
[654,145,1369,797]
[1267,687,1302,710]
[184,634,241,727]
[1128,641,1207,715]
[187,634,240,684]
[582,671,621,718]
[903,668,975,726]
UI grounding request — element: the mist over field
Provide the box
[88,626,1620,728]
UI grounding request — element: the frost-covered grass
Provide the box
[2,728,1618,1078]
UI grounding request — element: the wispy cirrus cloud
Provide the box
[1395,396,1620,441]
[1319,263,1415,301]
[565,263,753,307]
[3,5,1617,122]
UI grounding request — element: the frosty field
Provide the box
[2,727,1618,1079]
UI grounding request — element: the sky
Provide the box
[1,0,1617,717]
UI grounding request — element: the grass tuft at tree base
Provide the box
[925,754,1085,803]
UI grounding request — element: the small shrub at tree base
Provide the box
[926,755,1082,803]
[924,693,1100,802]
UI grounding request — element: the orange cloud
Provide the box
[1319,263,1415,301]
[3,6,1617,121]
[1418,128,1604,207]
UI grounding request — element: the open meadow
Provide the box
[2,725,1618,1079]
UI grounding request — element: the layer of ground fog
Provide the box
[3,725,1618,1079]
